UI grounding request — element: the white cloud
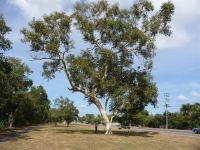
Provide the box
[177,95,188,101]
[85,0,134,8]
[80,104,87,108]
[8,0,78,19]
[151,0,200,50]
[8,0,200,50]
[191,91,200,98]
[156,27,190,49]
[176,90,200,103]
[84,0,200,50]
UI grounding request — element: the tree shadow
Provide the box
[0,125,44,143]
[55,128,158,137]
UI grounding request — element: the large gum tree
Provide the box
[21,0,174,134]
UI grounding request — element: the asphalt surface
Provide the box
[131,127,200,137]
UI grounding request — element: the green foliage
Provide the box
[0,15,50,127]
[51,97,79,125]
[80,114,95,124]
[167,112,188,129]
[0,120,5,129]
[0,15,12,107]
[179,103,200,128]
[132,110,149,126]
[0,57,33,125]
[21,0,174,127]
[147,103,200,129]
[0,15,12,52]
[50,108,61,123]
[147,114,165,128]
[79,114,102,124]
[116,109,149,126]
[14,86,50,125]
[21,12,73,79]
[28,86,50,123]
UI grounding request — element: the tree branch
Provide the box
[29,55,61,61]
[102,64,108,80]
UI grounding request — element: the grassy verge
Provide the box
[0,124,199,150]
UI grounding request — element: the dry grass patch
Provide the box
[0,124,199,150]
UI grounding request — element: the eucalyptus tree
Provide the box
[21,0,174,134]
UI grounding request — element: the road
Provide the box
[131,127,199,137]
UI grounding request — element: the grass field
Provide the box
[0,124,200,150]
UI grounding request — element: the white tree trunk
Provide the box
[105,122,112,135]
[97,104,113,135]
[8,112,14,128]
[62,60,114,134]
[9,121,13,128]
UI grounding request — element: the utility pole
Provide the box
[164,93,170,129]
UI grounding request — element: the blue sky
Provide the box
[1,0,200,116]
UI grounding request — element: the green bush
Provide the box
[0,120,5,129]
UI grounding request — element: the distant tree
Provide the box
[50,108,62,126]
[14,86,50,125]
[147,103,200,129]
[116,109,149,127]
[132,110,149,126]
[94,114,103,124]
[147,114,165,128]
[22,0,174,134]
[54,97,79,126]
[167,112,188,129]
[180,103,200,128]
[27,86,50,123]
[82,114,95,124]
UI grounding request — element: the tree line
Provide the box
[148,103,200,129]
[0,15,51,128]
[79,103,200,130]
[0,15,80,128]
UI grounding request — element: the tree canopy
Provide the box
[22,0,174,134]
[0,15,12,52]
[51,97,79,126]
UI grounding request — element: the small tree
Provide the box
[27,86,50,123]
[22,0,174,134]
[54,97,79,126]
[50,108,62,126]
[81,114,95,124]
[147,114,165,128]
[116,109,149,127]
